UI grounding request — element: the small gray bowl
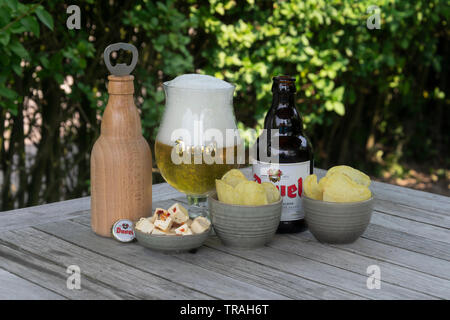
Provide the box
[134,224,211,253]
[208,193,282,249]
[302,195,373,244]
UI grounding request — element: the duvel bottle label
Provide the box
[252,160,310,221]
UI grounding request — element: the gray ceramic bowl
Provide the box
[302,195,374,244]
[134,224,211,253]
[208,193,282,249]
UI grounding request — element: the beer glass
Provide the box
[155,74,241,217]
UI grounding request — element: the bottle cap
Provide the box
[112,219,136,242]
[272,75,296,92]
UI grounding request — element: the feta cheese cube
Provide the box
[153,208,167,221]
[135,218,155,234]
[168,203,189,224]
[174,224,193,236]
[190,216,211,234]
[166,229,177,236]
[154,213,173,231]
[149,213,157,224]
[151,227,168,235]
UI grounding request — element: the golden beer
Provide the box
[155,140,239,196]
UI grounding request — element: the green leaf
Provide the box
[35,6,54,30]
[10,22,26,34]
[8,105,19,117]
[39,55,50,69]
[5,0,18,11]
[79,58,87,69]
[324,101,345,116]
[0,86,18,100]
[9,40,29,58]
[20,16,40,36]
[0,33,10,46]
[333,101,345,116]
[0,7,10,26]
[332,86,345,101]
[304,46,315,56]
[54,73,64,84]
[324,100,334,112]
[12,64,22,76]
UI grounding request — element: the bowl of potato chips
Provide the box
[208,169,282,248]
[302,165,374,244]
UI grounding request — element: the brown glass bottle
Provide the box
[252,76,313,233]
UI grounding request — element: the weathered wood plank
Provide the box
[205,237,435,300]
[269,235,450,299]
[152,182,186,201]
[0,268,66,300]
[373,198,450,229]
[0,208,88,232]
[292,231,450,280]
[1,166,448,301]
[0,241,136,300]
[362,223,450,261]
[0,197,90,232]
[370,211,450,244]
[73,214,363,300]
[371,180,450,216]
[174,244,364,300]
[0,228,212,300]
[36,218,289,300]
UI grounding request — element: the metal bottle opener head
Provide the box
[103,42,138,76]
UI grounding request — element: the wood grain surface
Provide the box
[0,167,449,300]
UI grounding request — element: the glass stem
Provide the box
[186,195,214,236]
[186,195,208,218]
[187,195,207,206]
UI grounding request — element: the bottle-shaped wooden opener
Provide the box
[91,43,152,237]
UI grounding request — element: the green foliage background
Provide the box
[0,0,448,210]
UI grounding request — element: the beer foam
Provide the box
[166,74,233,90]
[157,74,240,148]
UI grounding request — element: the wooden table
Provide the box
[1,169,449,300]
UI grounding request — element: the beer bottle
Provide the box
[253,76,313,233]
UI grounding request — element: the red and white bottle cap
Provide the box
[112,219,135,242]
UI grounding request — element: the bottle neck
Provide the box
[271,90,295,108]
[101,76,142,138]
[266,88,304,136]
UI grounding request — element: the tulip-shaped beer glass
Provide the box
[155,74,241,217]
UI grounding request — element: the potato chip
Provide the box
[222,169,247,180]
[322,173,371,203]
[221,169,248,187]
[215,179,236,204]
[327,165,371,187]
[319,176,328,193]
[234,180,268,206]
[261,182,280,203]
[222,175,247,188]
[304,174,322,200]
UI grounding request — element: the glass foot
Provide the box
[186,195,215,236]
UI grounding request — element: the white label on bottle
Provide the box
[252,160,310,221]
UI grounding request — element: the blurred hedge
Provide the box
[0,0,448,210]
